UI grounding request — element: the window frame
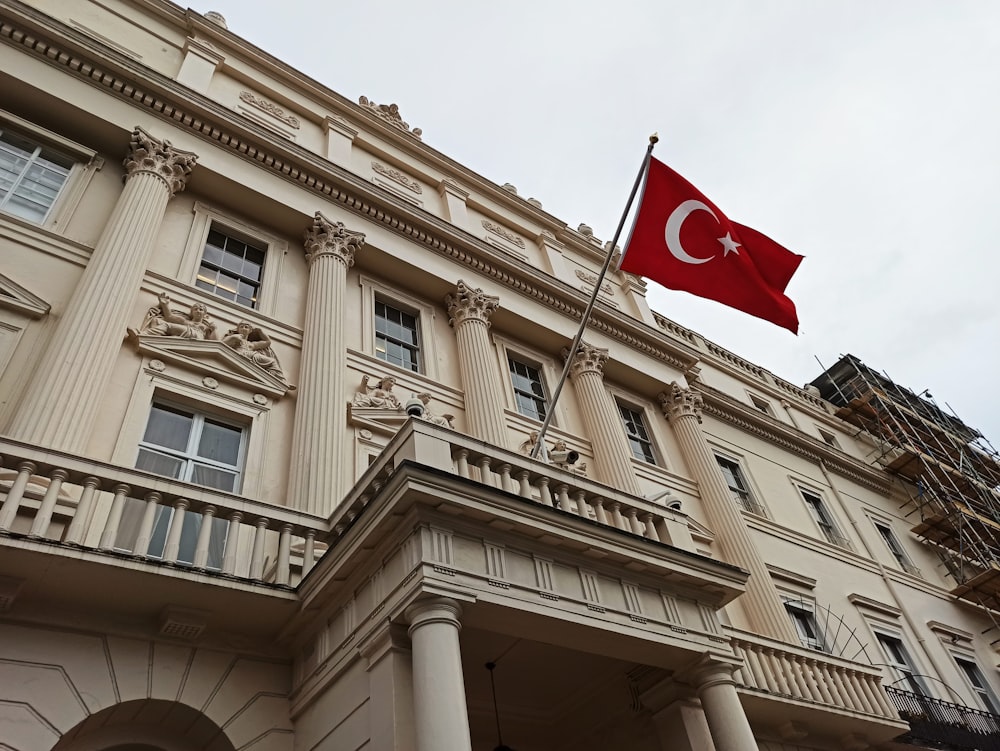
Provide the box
[507,354,549,423]
[195,226,268,310]
[872,518,920,575]
[374,296,422,373]
[953,655,1000,714]
[747,393,774,416]
[616,400,657,465]
[0,109,101,230]
[874,630,931,697]
[817,427,840,448]
[783,597,828,652]
[359,276,438,380]
[178,202,287,317]
[799,486,850,548]
[716,454,766,516]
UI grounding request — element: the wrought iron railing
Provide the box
[885,686,1000,751]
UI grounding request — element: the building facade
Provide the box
[0,1,998,749]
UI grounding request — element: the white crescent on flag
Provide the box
[664,199,717,265]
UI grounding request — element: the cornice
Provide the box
[697,384,893,495]
[0,5,702,374]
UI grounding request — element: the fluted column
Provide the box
[661,383,798,644]
[7,128,197,452]
[446,281,507,446]
[405,597,473,751]
[693,660,760,751]
[286,212,365,515]
[565,342,641,495]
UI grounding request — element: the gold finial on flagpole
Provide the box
[649,132,659,145]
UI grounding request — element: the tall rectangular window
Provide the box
[375,299,420,372]
[877,633,929,696]
[716,456,764,515]
[618,403,655,464]
[120,403,245,569]
[801,489,848,547]
[508,356,547,421]
[784,600,826,652]
[955,657,1000,714]
[874,520,919,574]
[0,128,73,223]
[196,226,266,308]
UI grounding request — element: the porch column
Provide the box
[660,383,799,644]
[446,281,507,446]
[8,128,196,452]
[405,597,472,751]
[565,342,641,494]
[286,212,365,515]
[660,382,799,644]
[694,661,759,751]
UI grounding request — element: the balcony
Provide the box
[886,687,1000,751]
[729,627,910,744]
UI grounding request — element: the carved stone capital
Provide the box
[659,382,703,423]
[563,341,609,378]
[303,211,366,267]
[123,127,197,195]
[446,280,499,327]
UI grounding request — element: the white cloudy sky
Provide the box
[203,1,1000,442]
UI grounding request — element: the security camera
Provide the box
[667,499,683,512]
[549,449,580,465]
[404,395,425,418]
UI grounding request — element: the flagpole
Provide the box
[530,133,658,460]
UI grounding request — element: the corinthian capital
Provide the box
[123,127,197,195]
[659,382,703,423]
[303,212,366,267]
[563,341,609,378]
[446,280,499,327]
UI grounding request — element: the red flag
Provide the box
[619,157,803,333]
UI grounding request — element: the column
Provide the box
[405,597,472,751]
[566,342,641,495]
[359,621,415,751]
[446,281,507,446]
[660,383,798,644]
[694,660,760,751]
[8,127,197,453]
[286,212,365,515]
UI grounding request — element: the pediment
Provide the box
[0,273,50,318]
[685,516,716,544]
[347,403,409,437]
[132,336,293,398]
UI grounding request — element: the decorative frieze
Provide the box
[575,268,614,296]
[372,161,422,194]
[239,90,301,129]
[123,127,197,196]
[481,219,526,249]
[358,95,422,139]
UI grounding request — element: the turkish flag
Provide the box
[619,157,803,333]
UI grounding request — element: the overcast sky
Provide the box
[202,1,1000,444]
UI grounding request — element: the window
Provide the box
[195,226,267,308]
[618,403,655,464]
[121,403,245,568]
[716,456,764,515]
[800,488,848,547]
[375,298,420,372]
[874,520,919,575]
[508,356,547,421]
[0,127,73,223]
[877,633,929,696]
[818,428,839,448]
[749,394,773,415]
[955,656,1000,713]
[784,600,827,652]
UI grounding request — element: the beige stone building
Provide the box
[1,1,999,749]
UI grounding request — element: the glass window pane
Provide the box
[135,448,186,479]
[142,405,193,451]
[190,463,238,492]
[197,420,241,465]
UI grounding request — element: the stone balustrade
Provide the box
[727,626,899,720]
[0,437,326,587]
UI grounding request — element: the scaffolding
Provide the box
[811,355,1000,614]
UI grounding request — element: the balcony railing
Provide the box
[728,627,899,720]
[886,686,1000,751]
[0,437,327,587]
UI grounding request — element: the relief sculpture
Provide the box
[222,321,284,379]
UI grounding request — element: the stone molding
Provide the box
[358,95,422,139]
[659,382,704,423]
[445,280,499,327]
[481,219,525,249]
[564,341,609,378]
[575,268,614,295]
[303,211,365,267]
[372,160,422,193]
[123,126,197,195]
[239,90,301,128]
[0,272,50,318]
